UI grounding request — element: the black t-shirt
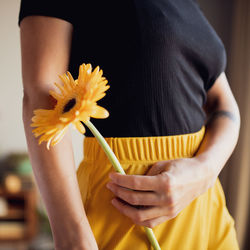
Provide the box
[18,0,227,137]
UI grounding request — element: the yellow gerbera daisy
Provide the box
[31,63,110,149]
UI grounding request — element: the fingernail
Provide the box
[109,173,115,180]
[106,183,111,189]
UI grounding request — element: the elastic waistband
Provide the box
[83,126,205,164]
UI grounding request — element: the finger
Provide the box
[109,172,160,191]
[106,182,164,206]
[136,207,182,228]
[111,197,167,223]
[146,162,166,176]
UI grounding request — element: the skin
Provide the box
[20,14,240,250]
[20,16,98,250]
[107,72,240,228]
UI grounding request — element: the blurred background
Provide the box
[0,0,249,249]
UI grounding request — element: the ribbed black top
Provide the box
[19,0,227,137]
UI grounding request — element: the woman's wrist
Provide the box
[51,214,98,250]
[54,238,98,250]
[55,240,98,250]
[53,223,98,250]
[194,153,218,189]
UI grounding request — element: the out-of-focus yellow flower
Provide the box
[31,63,109,149]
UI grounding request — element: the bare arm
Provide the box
[20,16,98,249]
[197,72,240,176]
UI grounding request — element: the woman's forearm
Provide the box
[22,94,97,249]
[195,73,241,182]
[20,16,98,249]
[196,110,240,180]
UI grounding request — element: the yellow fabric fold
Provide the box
[76,125,239,250]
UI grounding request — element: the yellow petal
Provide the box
[73,121,86,134]
[78,64,87,85]
[45,127,59,135]
[67,71,76,88]
[32,115,51,122]
[92,93,106,102]
[51,126,68,146]
[38,133,53,145]
[83,88,93,100]
[31,122,51,127]
[49,90,62,101]
[64,81,72,93]
[54,82,67,95]
[34,109,53,116]
[60,73,74,92]
[85,64,93,82]
[78,112,90,122]
[46,137,53,150]
[32,126,56,136]
[90,105,109,119]
[91,85,110,101]
[86,64,92,74]
[59,73,70,85]
[98,79,108,87]
[59,117,70,122]
[60,74,74,93]
[89,66,100,85]
[93,65,100,75]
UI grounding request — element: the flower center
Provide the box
[63,98,76,113]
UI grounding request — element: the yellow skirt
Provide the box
[76,126,239,250]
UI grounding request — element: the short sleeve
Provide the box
[204,40,227,92]
[18,0,74,26]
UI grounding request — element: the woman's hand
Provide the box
[106,157,216,228]
[106,72,241,229]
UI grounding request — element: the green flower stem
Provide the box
[144,227,161,250]
[84,119,161,250]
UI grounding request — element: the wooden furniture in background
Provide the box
[0,185,38,242]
